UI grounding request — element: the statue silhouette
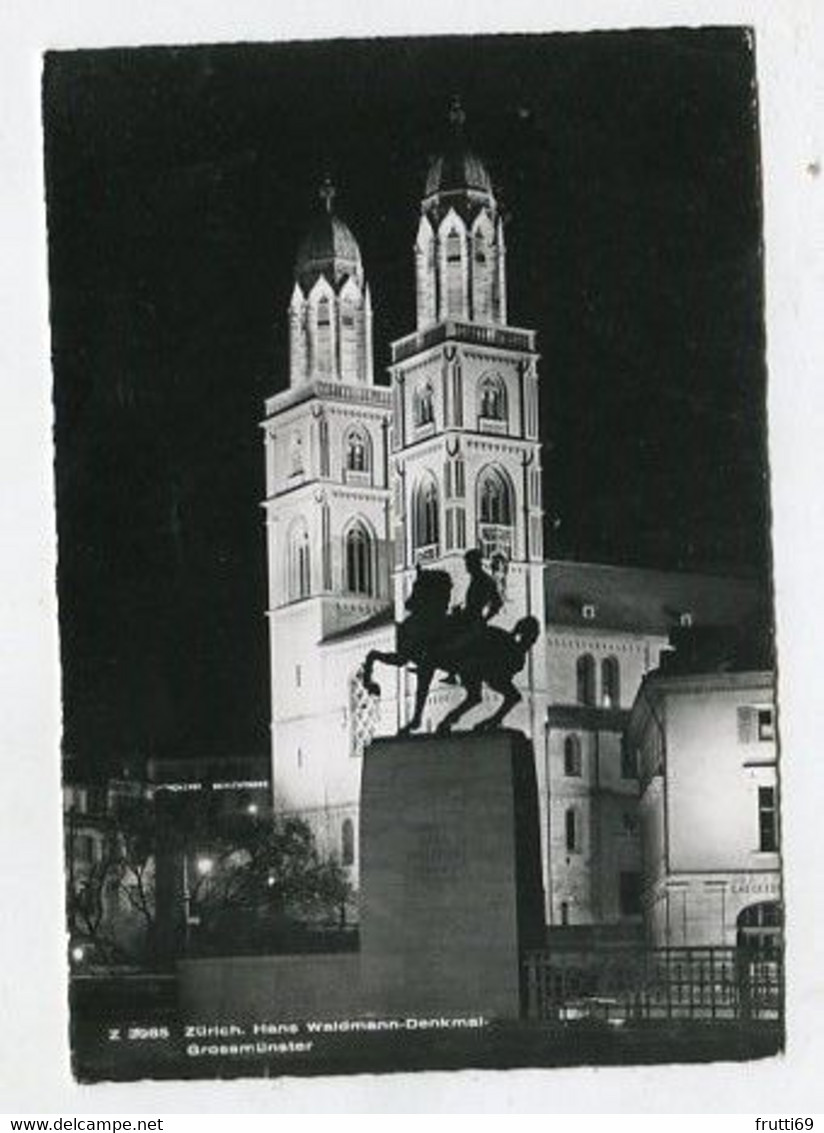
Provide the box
[362,553,539,735]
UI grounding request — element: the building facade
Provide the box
[262,113,764,928]
[628,667,781,949]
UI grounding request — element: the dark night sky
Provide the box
[43,30,770,773]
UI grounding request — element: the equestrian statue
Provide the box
[362,549,540,735]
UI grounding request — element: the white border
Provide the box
[1,0,822,1114]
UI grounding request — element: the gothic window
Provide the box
[477,466,514,559]
[341,819,355,866]
[344,427,370,474]
[564,734,582,777]
[443,227,465,317]
[474,230,487,266]
[349,666,379,758]
[601,656,620,708]
[345,523,373,595]
[288,519,311,601]
[412,475,439,558]
[576,654,596,706]
[414,382,435,427]
[478,374,506,421]
[478,467,513,525]
[316,296,332,374]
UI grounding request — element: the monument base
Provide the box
[359,728,545,1019]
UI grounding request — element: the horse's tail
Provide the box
[511,615,540,655]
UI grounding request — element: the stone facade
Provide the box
[262,121,763,929]
[629,669,780,947]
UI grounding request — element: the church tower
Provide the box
[263,181,392,824]
[390,101,548,740]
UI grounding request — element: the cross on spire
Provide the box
[319,176,336,213]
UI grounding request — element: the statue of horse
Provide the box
[362,567,540,735]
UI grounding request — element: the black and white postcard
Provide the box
[26,14,818,1102]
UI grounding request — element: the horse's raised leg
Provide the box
[473,680,522,732]
[436,678,482,734]
[399,664,434,736]
[363,649,406,697]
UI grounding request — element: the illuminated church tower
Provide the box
[262,181,392,831]
[390,101,549,741]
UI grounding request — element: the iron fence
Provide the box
[524,946,783,1025]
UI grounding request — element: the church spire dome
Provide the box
[289,180,374,386]
[294,179,364,293]
[415,101,506,328]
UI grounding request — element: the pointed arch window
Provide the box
[315,295,332,375]
[345,523,373,595]
[288,519,311,601]
[414,382,435,428]
[412,475,440,560]
[474,230,487,266]
[601,656,620,708]
[344,426,370,478]
[576,654,596,706]
[478,374,507,422]
[477,465,514,559]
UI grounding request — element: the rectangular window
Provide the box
[758,708,775,741]
[619,871,643,916]
[758,786,778,851]
[565,808,578,853]
[445,509,454,551]
[739,705,775,744]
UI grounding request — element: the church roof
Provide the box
[422,98,494,204]
[424,148,493,198]
[544,560,765,637]
[295,179,363,291]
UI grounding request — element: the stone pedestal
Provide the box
[359,729,545,1018]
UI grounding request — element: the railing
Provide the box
[524,946,783,1025]
[392,320,536,363]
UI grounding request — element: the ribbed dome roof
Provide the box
[424,148,493,198]
[295,180,363,290]
[423,98,494,201]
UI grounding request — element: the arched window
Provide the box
[601,656,620,708]
[564,735,582,777]
[477,466,514,559]
[737,902,783,955]
[443,226,466,318]
[288,519,311,601]
[478,468,513,525]
[315,295,332,374]
[474,230,487,266]
[345,523,373,595]
[415,382,435,427]
[576,654,596,706]
[478,375,506,421]
[341,818,355,866]
[412,475,439,558]
[344,427,369,474]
